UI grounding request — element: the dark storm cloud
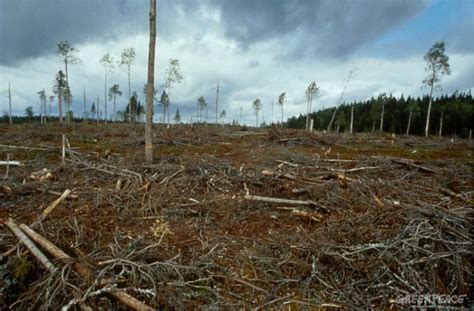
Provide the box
[208,0,428,57]
[447,17,474,54]
[0,0,191,66]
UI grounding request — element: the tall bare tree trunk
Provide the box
[128,68,132,123]
[97,95,100,123]
[327,106,338,132]
[58,88,63,124]
[215,81,219,125]
[306,96,310,130]
[281,104,283,124]
[83,87,87,122]
[65,60,69,83]
[406,107,412,135]
[113,94,116,122]
[8,83,12,125]
[104,69,107,122]
[438,111,444,138]
[145,0,157,164]
[379,102,385,132]
[425,71,435,137]
[350,104,354,134]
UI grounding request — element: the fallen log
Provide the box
[3,189,72,257]
[5,219,57,273]
[19,224,154,311]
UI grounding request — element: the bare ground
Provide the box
[0,123,472,310]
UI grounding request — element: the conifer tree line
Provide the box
[286,91,473,138]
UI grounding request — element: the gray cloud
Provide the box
[0,0,198,65]
[208,0,428,58]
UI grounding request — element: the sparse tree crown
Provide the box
[423,41,450,90]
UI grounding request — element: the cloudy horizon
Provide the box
[1,0,473,125]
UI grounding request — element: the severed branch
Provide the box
[0,160,21,166]
[3,189,71,257]
[391,159,437,173]
[4,219,57,273]
[19,224,154,311]
[245,194,318,206]
[32,189,71,227]
[0,143,53,151]
[276,207,322,222]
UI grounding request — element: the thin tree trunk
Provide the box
[97,95,100,123]
[8,83,12,125]
[425,74,435,137]
[406,107,412,135]
[113,94,116,122]
[66,98,71,125]
[215,82,219,125]
[327,106,338,132]
[305,96,309,130]
[58,88,63,123]
[83,87,87,122]
[128,68,131,123]
[379,103,385,132]
[281,104,283,124]
[372,120,375,133]
[271,101,274,124]
[145,0,156,164]
[256,111,259,127]
[65,60,69,83]
[438,111,444,138]
[104,69,107,121]
[350,104,354,134]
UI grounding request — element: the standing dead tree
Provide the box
[145,0,157,164]
[305,82,320,131]
[423,41,450,137]
[327,68,357,132]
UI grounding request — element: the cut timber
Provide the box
[245,194,317,206]
[3,189,72,257]
[109,291,155,311]
[5,219,57,273]
[20,224,76,263]
[276,207,322,222]
[0,160,21,166]
[275,160,299,167]
[46,190,78,200]
[19,224,154,311]
[391,158,437,173]
[33,189,71,225]
[0,144,52,151]
[29,168,53,181]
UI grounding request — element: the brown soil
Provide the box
[1,123,472,310]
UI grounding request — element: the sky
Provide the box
[0,0,473,125]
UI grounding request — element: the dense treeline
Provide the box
[286,91,473,138]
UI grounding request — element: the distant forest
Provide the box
[286,91,473,138]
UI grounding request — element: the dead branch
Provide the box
[19,224,154,311]
[0,160,21,166]
[245,194,318,206]
[4,218,57,273]
[33,189,71,226]
[386,158,437,173]
[0,143,53,151]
